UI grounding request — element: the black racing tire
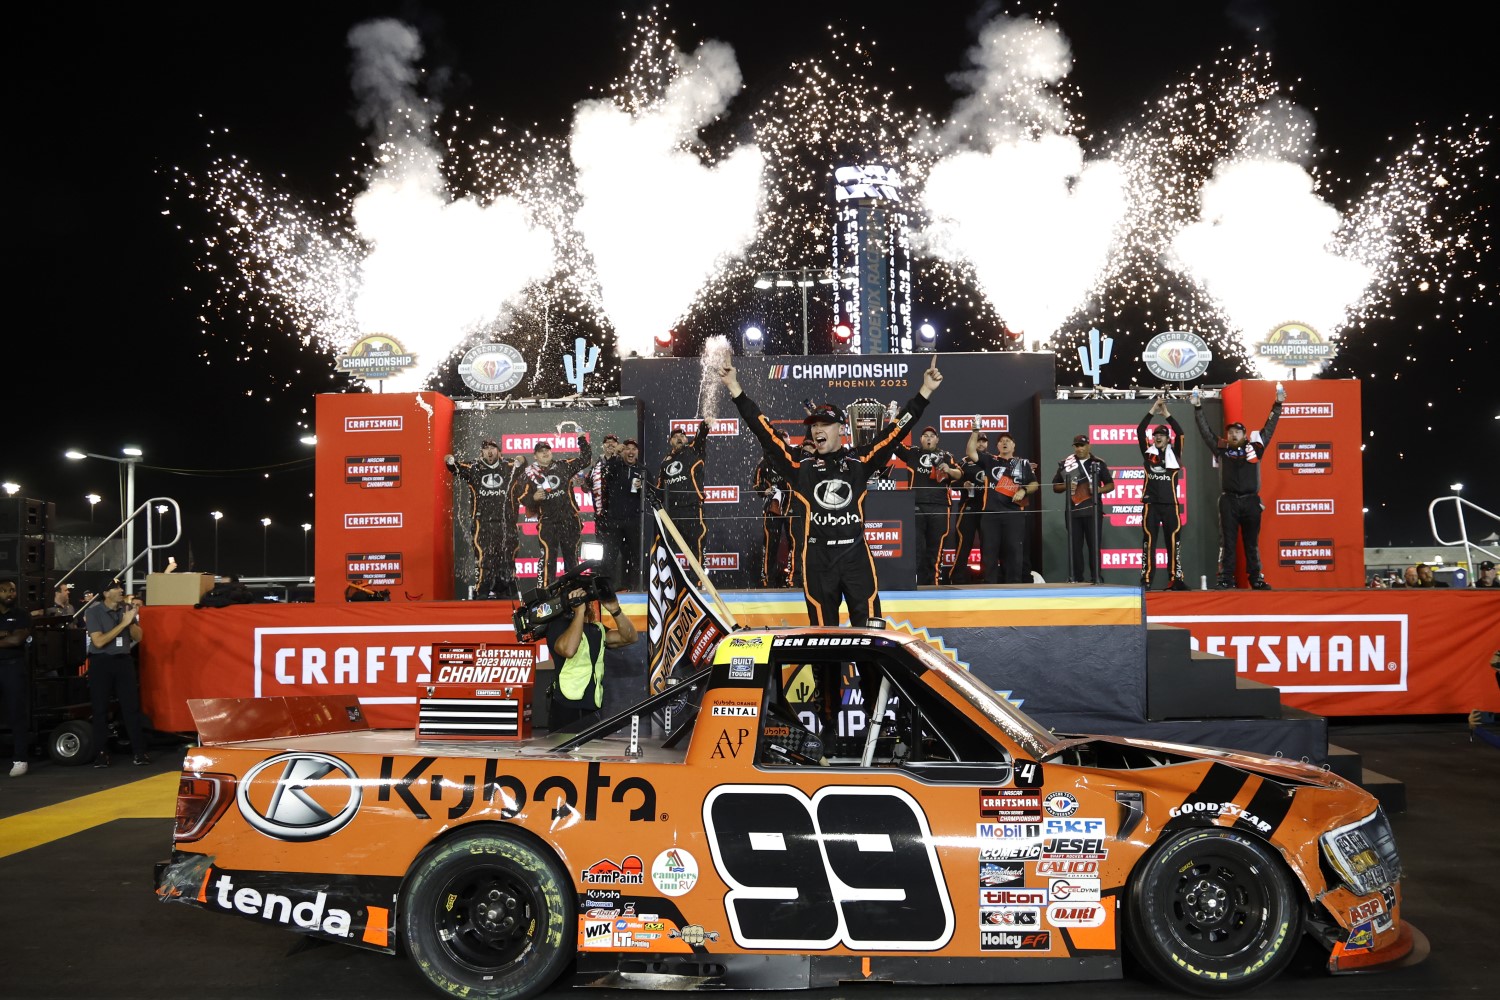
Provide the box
[1127,827,1303,995]
[47,720,95,765]
[400,830,573,1000]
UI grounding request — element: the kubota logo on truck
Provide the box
[252,624,520,697]
[237,752,362,841]
[1147,614,1408,693]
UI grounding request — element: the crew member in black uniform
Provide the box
[445,438,527,599]
[787,437,817,587]
[972,428,1039,583]
[1138,398,1189,590]
[722,358,945,626]
[523,434,593,588]
[754,430,794,587]
[944,435,987,585]
[1192,384,1284,589]
[599,439,647,590]
[657,419,710,562]
[895,426,961,586]
[1052,435,1115,583]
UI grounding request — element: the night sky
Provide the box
[12,2,1493,581]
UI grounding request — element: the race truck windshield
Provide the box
[903,639,1058,761]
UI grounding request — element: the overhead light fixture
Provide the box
[743,325,765,356]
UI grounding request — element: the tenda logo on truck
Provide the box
[1145,614,1407,693]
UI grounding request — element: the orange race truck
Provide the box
[156,626,1417,998]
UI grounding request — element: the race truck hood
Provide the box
[1044,733,1347,788]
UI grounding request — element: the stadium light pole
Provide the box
[301,523,313,577]
[66,447,142,592]
[753,267,837,356]
[261,518,272,578]
[211,511,223,575]
[1,483,18,496]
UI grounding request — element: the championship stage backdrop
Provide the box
[314,392,456,603]
[448,402,640,593]
[621,352,1056,589]
[1222,379,1364,588]
[1037,396,1221,587]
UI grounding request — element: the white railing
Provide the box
[1427,495,1499,576]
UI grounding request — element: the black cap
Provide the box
[1226,421,1246,433]
[533,440,552,453]
[1072,434,1089,446]
[602,433,619,442]
[480,438,499,448]
[921,425,939,436]
[1153,424,1171,436]
[622,438,639,448]
[804,403,845,426]
[1482,561,1495,571]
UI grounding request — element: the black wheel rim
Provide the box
[433,864,540,972]
[1159,849,1272,961]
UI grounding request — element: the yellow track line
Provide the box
[0,772,178,859]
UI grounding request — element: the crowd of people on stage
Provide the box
[442,383,1314,602]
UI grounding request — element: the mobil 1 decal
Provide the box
[703,784,954,950]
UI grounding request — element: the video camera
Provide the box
[512,562,615,642]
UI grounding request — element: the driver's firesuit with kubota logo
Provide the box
[445,440,527,599]
[723,359,944,627]
[522,434,593,588]
[656,419,710,562]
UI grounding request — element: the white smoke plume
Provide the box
[345,19,554,391]
[919,16,1127,348]
[571,40,764,359]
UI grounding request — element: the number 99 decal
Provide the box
[703,785,955,950]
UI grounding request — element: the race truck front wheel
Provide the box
[400,831,573,1000]
[1128,827,1303,995]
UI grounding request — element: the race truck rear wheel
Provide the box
[1127,827,1303,995]
[400,831,573,1000]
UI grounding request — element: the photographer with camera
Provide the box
[543,576,637,731]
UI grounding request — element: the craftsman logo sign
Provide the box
[1147,614,1408,693]
[346,552,403,587]
[865,520,902,559]
[344,513,403,529]
[703,553,740,571]
[251,622,520,698]
[704,486,740,503]
[1282,403,1334,418]
[670,418,739,437]
[1279,538,1336,572]
[1276,499,1334,515]
[1277,442,1333,475]
[1089,425,1145,445]
[940,415,1009,434]
[343,416,403,433]
[345,456,401,488]
[237,752,362,841]
[503,434,581,453]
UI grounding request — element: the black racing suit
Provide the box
[1194,401,1281,586]
[975,453,1038,584]
[754,458,792,587]
[657,420,709,562]
[1052,454,1113,583]
[945,457,988,584]
[449,456,527,598]
[523,436,593,587]
[894,444,957,587]
[734,389,930,626]
[1138,413,1186,588]
[599,456,647,590]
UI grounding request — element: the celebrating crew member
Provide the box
[1192,384,1284,589]
[754,430,794,587]
[1138,399,1189,591]
[656,418,710,561]
[787,437,817,587]
[523,434,593,588]
[895,426,962,586]
[445,438,527,599]
[545,581,638,731]
[721,356,945,626]
[972,427,1039,583]
[599,438,647,590]
[944,433,988,584]
[1,578,32,777]
[1052,434,1115,583]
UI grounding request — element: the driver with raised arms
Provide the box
[721,357,944,626]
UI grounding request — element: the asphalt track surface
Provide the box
[2,720,1495,1000]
